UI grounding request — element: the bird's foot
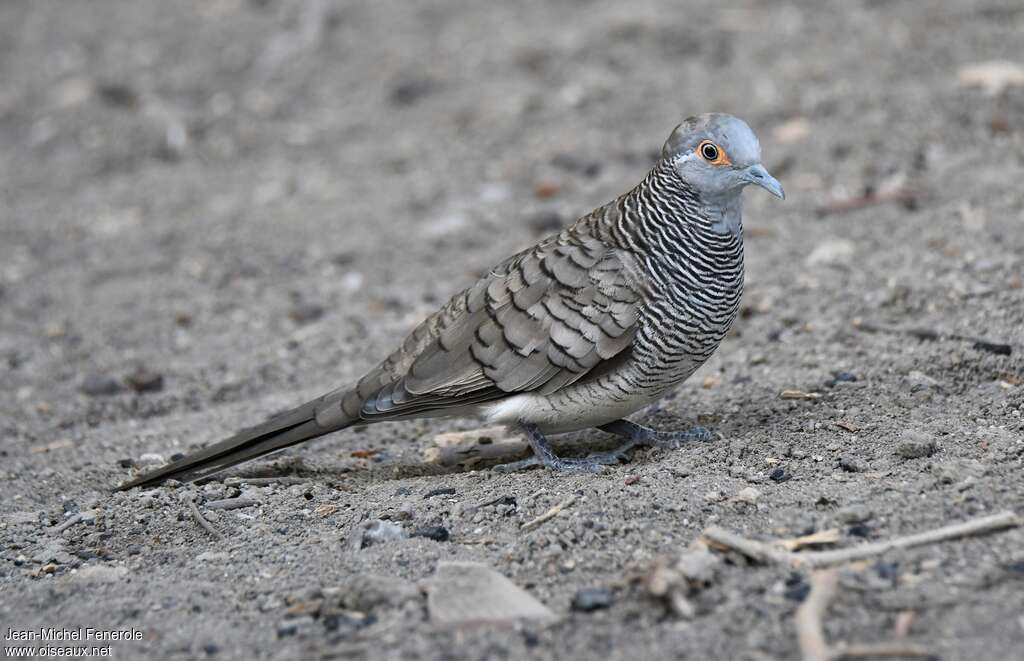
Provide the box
[492,423,624,474]
[598,419,713,451]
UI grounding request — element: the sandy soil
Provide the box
[2,1,1023,659]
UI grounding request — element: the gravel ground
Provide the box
[2,1,1024,659]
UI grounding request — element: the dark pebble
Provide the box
[423,487,456,499]
[389,78,438,106]
[526,211,563,235]
[412,526,450,542]
[769,467,791,482]
[1003,560,1024,576]
[203,643,219,656]
[848,524,872,538]
[875,561,900,583]
[117,458,134,469]
[571,587,613,612]
[479,494,517,508]
[170,453,185,462]
[80,373,123,397]
[783,573,810,602]
[973,341,1011,356]
[96,82,139,108]
[126,367,165,393]
[896,433,937,459]
[833,371,858,382]
[289,303,324,325]
[276,622,298,638]
[330,252,356,267]
[394,487,412,496]
[838,456,864,473]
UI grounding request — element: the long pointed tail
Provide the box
[117,399,353,489]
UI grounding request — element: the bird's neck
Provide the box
[601,161,745,250]
[699,190,744,235]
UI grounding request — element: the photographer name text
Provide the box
[4,628,142,643]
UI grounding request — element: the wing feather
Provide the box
[359,232,641,420]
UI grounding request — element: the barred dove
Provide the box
[120,113,783,488]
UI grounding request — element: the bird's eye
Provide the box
[697,140,730,165]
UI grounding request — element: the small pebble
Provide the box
[352,519,406,550]
[571,587,613,612]
[126,366,164,393]
[288,302,324,325]
[389,77,438,106]
[896,431,937,459]
[138,453,165,467]
[848,524,872,538]
[423,487,457,499]
[769,467,791,482]
[838,456,865,472]
[1003,560,1024,575]
[875,561,900,583]
[80,374,122,397]
[783,573,810,602]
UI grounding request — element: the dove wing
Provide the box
[339,232,642,421]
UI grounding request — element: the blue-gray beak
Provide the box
[743,163,785,200]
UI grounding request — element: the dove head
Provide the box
[662,113,784,202]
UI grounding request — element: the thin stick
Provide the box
[703,510,1019,569]
[830,642,933,660]
[799,510,1019,568]
[204,498,260,511]
[50,512,84,535]
[521,496,577,531]
[855,320,1011,356]
[795,569,838,661]
[188,500,221,539]
[779,529,840,551]
[702,526,795,565]
[233,477,309,486]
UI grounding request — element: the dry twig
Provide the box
[829,642,932,660]
[521,496,577,531]
[205,498,260,511]
[703,510,1019,569]
[49,512,85,535]
[795,569,838,661]
[779,529,841,551]
[188,500,221,539]
[795,570,932,661]
[231,476,309,486]
[855,320,1012,356]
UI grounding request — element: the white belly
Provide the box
[479,384,664,435]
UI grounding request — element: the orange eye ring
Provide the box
[698,140,731,166]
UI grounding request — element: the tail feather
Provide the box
[117,400,351,490]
